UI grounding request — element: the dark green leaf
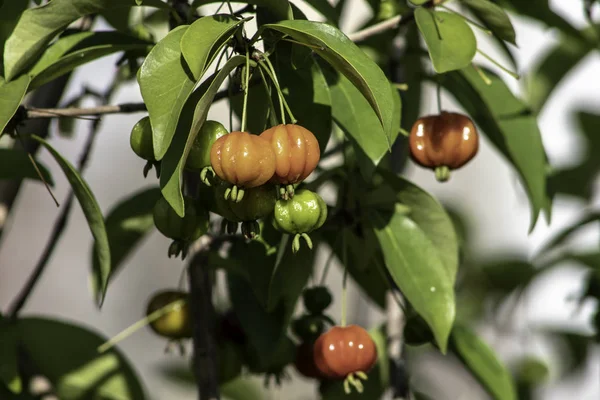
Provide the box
[29,31,151,89]
[180,14,244,81]
[441,67,550,230]
[377,170,459,282]
[263,20,396,140]
[0,75,30,134]
[159,55,246,216]
[31,135,111,306]
[138,25,192,161]
[275,43,332,150]
[0,0,29,70]
[320,326,389,399]
[325,66,399,170]
[536,212,600,255]
[415,8,477,73]
[303,0,340,25]
[400,25,423,133]
[460,0,516,45]
[0,320,20,393]
[92,187,160,292]
[527,31,593,113]
[370,204,455,353]
[471,258,536,295]
[0,148,54,185]
[16,317,146,399]
[2,0,167,81]
[220,376,268,399]
[451,324,517,400]
[191,0,292,21]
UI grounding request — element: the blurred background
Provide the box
[1,0,599,399]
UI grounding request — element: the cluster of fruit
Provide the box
[130,119,328,258]
[146,287,377,393]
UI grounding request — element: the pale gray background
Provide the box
[1,0,599,399]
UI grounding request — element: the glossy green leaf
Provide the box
[92,187,160,293]
[527,31,593,114]
[275,44,332,150]
[0,0,29,69]
[370,205,455,353]
[0,148,54,185]
[180,15,244,81]
[415,8,477,73]
[325,67,400,170]
[2,0,167,81]
[303,0,340,25]
[16,317,146,399]
[376,170,459,282]
[160,56,246,216]
[263,20,396,139]
[191,0,292,21]
[138,26,192,161]
[29,32,150,89]
[441,67,550,230]
[460,0,516,45]
[451,324,517,400]
[0,320,20,394]
[31,135,111,307]
[320,326,389,399]
[0,75,30,134]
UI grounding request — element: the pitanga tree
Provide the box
[0,0,598,399]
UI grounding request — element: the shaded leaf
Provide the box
[0,320,20,394]
[263,20,396,139]
[0,75,30,134]
[159,55,246,216]
[451,324,517,400]
[191,0,292,21]
[3,0,167,81]
[31,135,111,307]
[0,0,30,70]
[441,67,550,230]
[220,376,268,400]
[303,0,340,25]
[17,317,146,399]
[29,31,151,89]
[460,0,516,45]
[415,8,477,73]
[0,148,54,185]
[92,187,160,290]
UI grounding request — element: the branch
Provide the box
[347,15,403,42]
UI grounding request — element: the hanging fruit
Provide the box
[313,325,378,393]
[186,120,228,186]
[210,131,276,202]
[145,290,192,340]
[409,111,479,182]
[259,124,320,199]
[130,116,160,178]
[273,189,327,252]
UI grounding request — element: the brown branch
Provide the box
[347,15,403,42]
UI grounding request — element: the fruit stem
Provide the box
[257,65,279,126]
[257,58,286,124]
[472,63,492,85]
[476,49,520,80]
[434,166,451,182]
[341,230,348,327]
[260,54,297,124]
[97,299,187,353]
[241,44,251,132]
[436,80,443,114]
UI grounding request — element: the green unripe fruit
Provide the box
[302,286,333,315]
[146,290,192,339]
[273,189,327,234]
[215,181,276,223]
[130,116,155,161]
[153,196,209,242]
[186,120,228,171]
[516,357,550,385]
[292,314,325,342]
[217,341,244,384]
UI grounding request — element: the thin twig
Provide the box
[347,15,402,42]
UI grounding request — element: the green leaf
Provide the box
[325,66,400,170]
[138,25,192,161]
[0,148,54,185]
[377,170,459,282]
[320,325,389,399]
[16,317,146,399]
[415,8,477,73]
[536,211,600,255]
[0,75,30,134]
[370,205,455,353]
[303,0,340,25]
[180,15,244,81]
[460,0,516,45]
[527,31,594,114]
[28,31,151,90]
[441,67,550,230]
[92,187,160,294]
[191,0,292,21]
[220,376,268,400]
[275,43,332,150]
[31,135,111,307]
[160,55,246,216]
[451,324,517,400]
[0,320,20,394]
[2,0,167,81]
[263,20,396,140]
[0,0,29,70]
